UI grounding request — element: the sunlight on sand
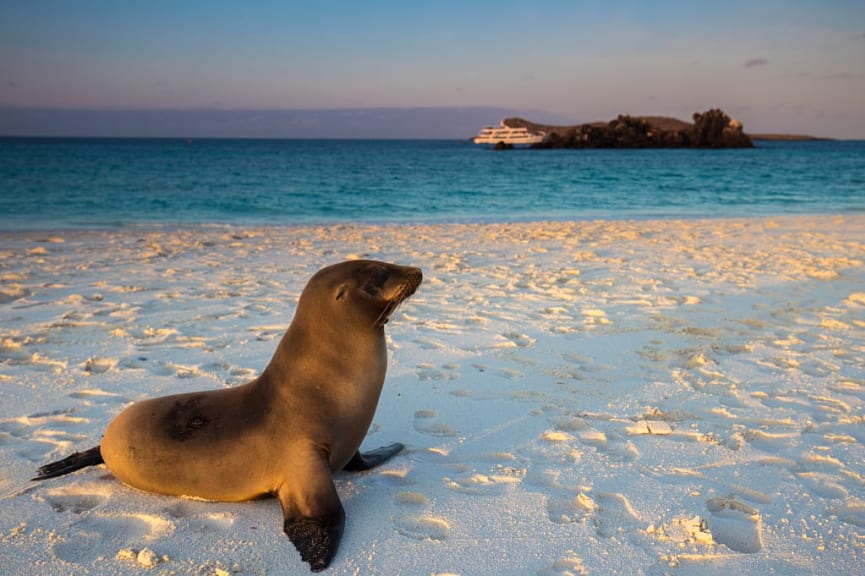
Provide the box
[1,215,864,574]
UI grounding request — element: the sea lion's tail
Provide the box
[32,446,103,481]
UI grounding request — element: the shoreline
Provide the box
[2,214,864,574]
[3,209,865,236]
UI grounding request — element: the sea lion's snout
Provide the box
[384,265,422,305]
[400,266,423,300]
[373,264,422,327]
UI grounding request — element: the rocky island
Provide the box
[502,108,754,149]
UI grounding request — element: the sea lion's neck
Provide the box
[262,319,387,389]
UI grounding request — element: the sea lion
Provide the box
[33,259,422,572]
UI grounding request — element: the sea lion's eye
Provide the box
[363,268,388,296]
[336,285,347,301]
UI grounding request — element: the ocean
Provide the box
[1,138,863,230]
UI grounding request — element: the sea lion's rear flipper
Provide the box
[32,446,104,481]
[279,450,345,572]
[343,442,405,472]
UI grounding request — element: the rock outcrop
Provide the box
[505,109,753,149]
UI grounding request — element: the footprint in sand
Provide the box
[443,464,523,497]
[0,420,28,444]
[829,379,865,400]
[646,515,714,549]
[413,410,457,437]
[69,388,125,403]
[833,502,865,528]
[394,491,429,507]
[470,362,526,382]
[523,466,581,522]
[415,363,460,382]
[164,501,236,533]
[52,512,174,564]
[393,515,450,541]
[3,409,93,464]
[547,491,597,525]
[118,355,205,379]
[45,483,111,514]
[593,492,642,538]
[375,467,415,487]
[548,415,589,433]
[81,357,119,375]
[498,332,536,348]
[795,471,849,499]
[705,496,763,553]
[3,388,126,464]
[742,428,798,452]
[537,551,588,576]
[496,367,525,381]
[578,429,640,461]
[414,337,446,350]
[392,491,449,541]
[118,355,176,377]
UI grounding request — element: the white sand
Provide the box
[1,215,864,575]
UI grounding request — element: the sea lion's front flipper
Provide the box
[279,451,345,572]
[343,442,405,472]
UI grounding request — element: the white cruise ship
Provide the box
[472,122,545,146]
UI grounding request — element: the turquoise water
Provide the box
[1,138,863,230]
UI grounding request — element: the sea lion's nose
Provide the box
[404,266,423,293]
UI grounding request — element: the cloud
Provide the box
[744,57,768,68]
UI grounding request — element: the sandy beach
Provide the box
[1,215,864,575]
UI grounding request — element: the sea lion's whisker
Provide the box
[374,280,417,327]
[377,298,406,327]
[374,302,395,327]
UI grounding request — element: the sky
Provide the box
[1,0,864,138]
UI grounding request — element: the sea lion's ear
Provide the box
[335,285,347,301]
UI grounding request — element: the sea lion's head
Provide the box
[301,260,422,328]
